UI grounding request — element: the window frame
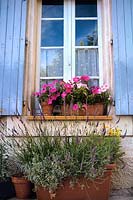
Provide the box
[36,0,103,88]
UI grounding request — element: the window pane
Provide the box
[75,49,99,76]
[40,49,63,77]
[76,0,97,17]
[76,20,98,46]
[42,0,63,18]
[41,20,63,47]
[40,79,63,88]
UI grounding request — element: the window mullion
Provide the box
[71,0,76,78]
[64,0,72,81]
[97,0,103,86]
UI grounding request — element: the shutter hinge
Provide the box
[25,38,28,46]
[110,39,113,45]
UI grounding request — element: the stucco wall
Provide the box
[1,116,132,189]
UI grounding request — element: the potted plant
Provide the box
[34,80,64,115]
[15,124,124,200]
[61,75,112,116]
[6,139,34,199]
[0,143,15,199]
[34,75,112,116]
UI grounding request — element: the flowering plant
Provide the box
[61,75,112,111]
[34,75,112,112]
[34,80,64,105]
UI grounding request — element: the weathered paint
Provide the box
[112,0,133,115]
[0,0,27,115]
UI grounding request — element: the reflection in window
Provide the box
[40,49,63,77]
[76,0,97,17]
[41,21,63,47]
[76,20,98,46]
[42,0,63,18]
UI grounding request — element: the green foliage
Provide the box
[14,134,124,192]
[0,144,9,181]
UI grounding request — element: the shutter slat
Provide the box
[124,0,133,114]
[0,0,27,115]
[17,0,27,114]
[0,0,8,115]
[9,0,23,115]
[112,0,133,115]
[2,0,15,115]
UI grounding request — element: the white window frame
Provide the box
[39,0,103,85]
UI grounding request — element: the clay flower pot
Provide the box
[36,164,116,200]
[11,176,32,199]
[61,103,104,116]
[41,102,53,115]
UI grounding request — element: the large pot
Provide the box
[36,164,115,200]
[61,103,104,116]
[12,176,32,199]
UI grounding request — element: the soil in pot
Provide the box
[0,178,15,199]
[12,176,32,199]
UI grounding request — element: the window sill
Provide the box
[27,115,112,121]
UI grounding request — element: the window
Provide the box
[39,0,102,86]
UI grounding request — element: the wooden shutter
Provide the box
[112,0,133,115]
[0,0,27,115]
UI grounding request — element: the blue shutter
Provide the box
[112,0,133,115]
[0,0,27,115]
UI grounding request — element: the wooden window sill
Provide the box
[27,115,112,121]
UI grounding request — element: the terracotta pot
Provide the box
[36,164,115,200]
[11,176,32,199]
[41,102,53,115]
[61,103,104,116]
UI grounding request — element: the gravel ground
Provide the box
[8,189,133,200]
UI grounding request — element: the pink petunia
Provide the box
[47,98,53,105]
[92,87,101,94]
[73,76,80,83]
[72,104,79,111]
[33,92,40,96]
[50,88,57,93]
[80,75,90,82]
[61,92,67,98]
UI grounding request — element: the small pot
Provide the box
[41,102,53,115]
[12,176,32,199]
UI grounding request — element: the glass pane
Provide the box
[89,79,99,86]
[42,0,63,18]
[76,0,97,17]
[41,20,63,47]
[75,49,99,76]
[40,79,63,88]
[40,49,63,77]
[76,20,98,46]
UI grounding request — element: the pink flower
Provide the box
[33,92,40,96]
[47,98,53,105]
[92,87,101,94]
[42,84,47,89]
[41,88,46,93]
[61,92,67,98]
[50,88,57,93]
[72,104,79,111]
[80,75,90,82]
[64,83,72,89]
[52,80,58,85]
[73,76,80,83]
[100,84,109,92]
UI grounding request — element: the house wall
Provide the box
[1,0,133,189]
